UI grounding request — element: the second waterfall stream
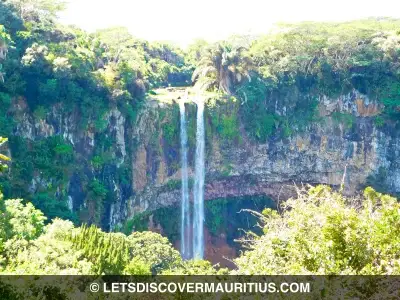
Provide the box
[193,96,205,259]
[179,92,205,260]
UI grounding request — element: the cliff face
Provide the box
[8,90,400,230]
[10,97,132,228]
[128,90,399,218]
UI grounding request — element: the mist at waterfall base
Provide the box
[179,97,205,260]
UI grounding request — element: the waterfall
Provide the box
[67,196,73,211]
[193,97,205,259]
[179,95,191,260]
[179,91,206,260]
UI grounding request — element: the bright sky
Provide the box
[59,0,400,47]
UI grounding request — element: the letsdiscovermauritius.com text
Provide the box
[91,282,311,294]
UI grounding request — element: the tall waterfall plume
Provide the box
[193,96,205,259]
[179,91,191,260]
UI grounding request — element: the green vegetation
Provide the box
[205,196,275,244]
[1,1,398,226]
[122,206,181,243]
[3,136,74,197]
[208,105,241,145]
[32,105,47,120]
[0,0,400,282]
[122,211,152,234]
[192,42,252,94]
[189,19,400,141]
[234,185,400,275]
[365,167,397,197]
[0,183,398,279]
[164,259,229,275]
[69,225,181,274]
[0,26,11,172]
[0,24,10,83]
[331,112,356,129]
[0,190,184,275]
[121,195,275,247]
[0,0,193,227]
[0,137,10,172]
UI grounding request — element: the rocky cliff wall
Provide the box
[8,90,400,230]
[129,91,399,219]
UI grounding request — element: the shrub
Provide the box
[331,112,355,129]
[234,185,400,275]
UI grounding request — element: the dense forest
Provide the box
[0,0,399,285]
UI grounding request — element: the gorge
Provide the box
[0,3,399,267]
[3,87,399,264]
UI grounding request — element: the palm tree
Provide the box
[191,42,252,95]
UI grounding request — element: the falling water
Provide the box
[180,92,191,260]
[193,97,205,259]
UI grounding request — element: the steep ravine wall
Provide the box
[128,90,400,220]
[8,90,400,230]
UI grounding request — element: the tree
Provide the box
[4,219,93,275]
[234,185,400,275]
[3,198,46,241]
[191,42,252,94]
[69,225,129,274]
[185,39,209,67]
[126,231,182,274]
[0,191,46,263]
[6,0,66,22]
[123,257,151,275]
[68,225,182,275]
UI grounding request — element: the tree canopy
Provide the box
[0,1,399,289]
[234,185,400,275]
[6,0,66,22]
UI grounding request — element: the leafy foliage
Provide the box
[6,0,67,22]
[126,231,181,274]
[192,42,252,94]
[331,112,355,129]
[69,225,181,275]
[0,1,400,281]
[208,104,241,145]
[0,182,399,278]
[3,198,46,241]
[0,190,46,261]
[4,219,93,275]
[163,259,228,275]
[244,19,400,124]
[0,137,10,172]
[0,24,11,82]
[0,1,196,228]
[234,185,400,275]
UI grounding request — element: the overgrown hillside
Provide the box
[0,1,399,286]
[0,0,192,227]
[0,0,399,260]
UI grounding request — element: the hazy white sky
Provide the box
[59,0,400,47]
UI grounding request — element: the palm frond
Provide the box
[192,65,216,82]
[194,76,216,92]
